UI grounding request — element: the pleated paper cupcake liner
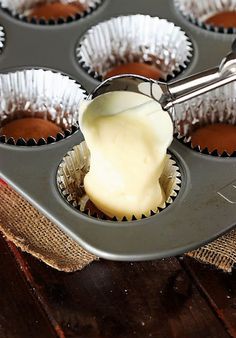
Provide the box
[0,0,103,25]
[174,0,236,34]
[174,82,236,157]
[0,69,87,146]
[57,141,182,222]
[76,14,193,82]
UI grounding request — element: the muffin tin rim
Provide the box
[2,135,236,261]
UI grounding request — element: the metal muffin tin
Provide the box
[0,0,236,261]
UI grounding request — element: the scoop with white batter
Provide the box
[79,91,173,220]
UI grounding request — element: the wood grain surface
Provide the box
[1,235,235,338]
[0,237,57,338]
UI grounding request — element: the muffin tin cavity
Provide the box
[57,141,181,222]
[0,69,87,146]
[76,15,193,82]
[174,82,236,157]
[0,0,103,25]
[174,0,236,34]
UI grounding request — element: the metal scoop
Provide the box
[88,47,236,117]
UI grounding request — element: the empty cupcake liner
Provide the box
[0,0,103,25]
[174,82,236,156]
[174,0,236,34]
[0,69,87,146]
[57,141,181,222]
[76,14,193,82]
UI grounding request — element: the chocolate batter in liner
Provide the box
[174,82,236,157]
[76,15,193,82]
[0,69,87,146]
[174,0,236,34]
[57,141,181,222]
[0,0,103,25]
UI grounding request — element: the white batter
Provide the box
[79,91,173,220]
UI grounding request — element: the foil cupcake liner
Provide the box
[175,82,236,156]
[0,0,103,25]
[0,69,87,146]
[57,141,181,222]
[174,0,236,34]
[76,14,193,82]
[0,25,5,52]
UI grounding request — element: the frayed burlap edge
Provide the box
[186,229,236,273]
[0,183,235,272]
[0,183,97,272]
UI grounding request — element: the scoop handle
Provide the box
[163,50,236,110]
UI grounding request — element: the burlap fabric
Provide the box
[0,183,97,272]
[0,182,235,272]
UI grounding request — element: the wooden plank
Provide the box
[19,252,230,338]
[0,236,57,338]
[181,257,236,337]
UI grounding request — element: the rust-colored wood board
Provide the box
[18,253,230,338]
[0,237,57,338]
[182,257,236,337]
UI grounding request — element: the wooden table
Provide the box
[0,235,235,338]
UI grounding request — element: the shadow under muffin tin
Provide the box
[0,0,235,261]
